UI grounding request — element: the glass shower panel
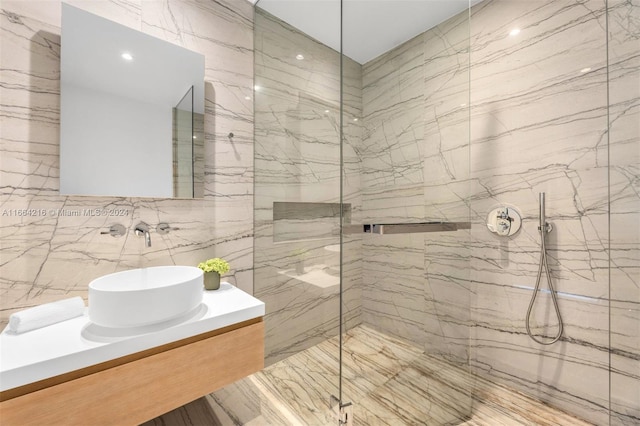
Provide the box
[608,0,640,424]
[253,2,343,423]
[469,0,613,424]
[341,1,473,423]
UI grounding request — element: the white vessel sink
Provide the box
[88,266,203,328]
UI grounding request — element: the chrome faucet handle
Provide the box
[496,207,510,220]
[100,224,126,237]
[157,222,179,235]
[134,222,151,247]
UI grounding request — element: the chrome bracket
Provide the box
[330,395,353,426]
[538,222,553,233]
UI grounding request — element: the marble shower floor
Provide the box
[143,325,593,426]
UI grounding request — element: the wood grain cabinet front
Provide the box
[0,319,264,426]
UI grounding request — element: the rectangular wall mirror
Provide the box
[60,3,205,198]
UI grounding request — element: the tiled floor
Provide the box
[143,325,593,426]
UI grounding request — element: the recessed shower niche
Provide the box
[272,201,350,243]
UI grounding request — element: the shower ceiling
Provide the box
[253,0,479,64]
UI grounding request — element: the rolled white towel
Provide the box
[8,297,85,334]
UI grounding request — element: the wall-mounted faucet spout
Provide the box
[134,222,151,247]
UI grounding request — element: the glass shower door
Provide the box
[253,2,344,424]
[339,1,473,424]
[608,0,640,423]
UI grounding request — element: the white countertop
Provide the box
[0,283,265,392]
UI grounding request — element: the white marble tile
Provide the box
[0,0,255,326]
[464,1,626,422]
[469,281,610,423]
[361,35,425,190]
[608,0,640,423]
[361,184,426,223]
[3,0,638,423]
[424,234,472,364]
[253,8,362,367]
[1,0,141,32]
[354,0,638,423]
[361,233,427,347]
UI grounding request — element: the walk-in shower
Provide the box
[2,0,636,423]
[249,0,639,424]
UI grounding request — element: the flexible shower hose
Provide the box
[525,193,564,345]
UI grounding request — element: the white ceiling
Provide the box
[254,0,477,64]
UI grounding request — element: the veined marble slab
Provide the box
[0,0,255,326]
[253,8,363,368]
[356,0,638,423]
[147,325,594,426]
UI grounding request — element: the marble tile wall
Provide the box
[360,32,429,349]
[608,0,640,424]
[0,0,254,326]
[4,1,635,424]
[359,0,638,424]
[253,8,362,369]
[360,6,472,366]
[467,1,636,424]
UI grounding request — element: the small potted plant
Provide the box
[197,257,230,290]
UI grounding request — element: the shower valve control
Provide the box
[487,206,522,237]
[496,208,511,236]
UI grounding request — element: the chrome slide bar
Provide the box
[343,222,471,235]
